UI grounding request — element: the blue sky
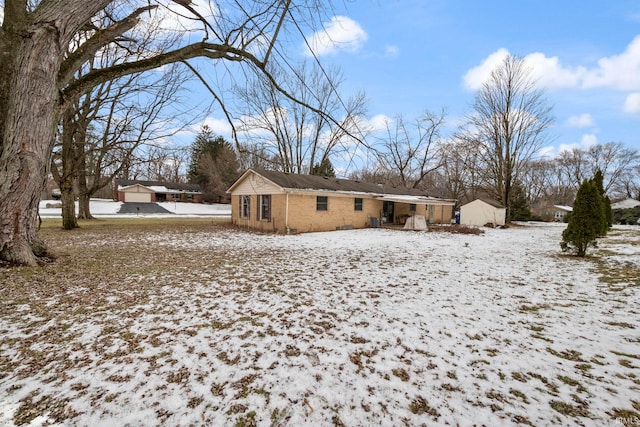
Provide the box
[297,0,640,158]
[5,2,638,164]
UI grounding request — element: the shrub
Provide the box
[561,180,601,257]
[613,206,640,225]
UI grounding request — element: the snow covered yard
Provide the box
[0,222,639,426]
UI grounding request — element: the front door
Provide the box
[383,201,395,223]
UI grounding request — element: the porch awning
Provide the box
[377,195,455,205]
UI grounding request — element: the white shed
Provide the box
[460,199,506,227]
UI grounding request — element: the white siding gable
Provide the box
[231,171,284,195]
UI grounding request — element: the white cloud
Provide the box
[523,52,584,89]
[177,117,232,139]
[464,35,640,95]
[623,92,640,113]
[201,117,233,135]
[0,7,4,26]
[463,48,509,90]
[140,0,217,35]
[565,113,594,128]
[537,145,556,158]
[582,36,640,90]
[558,133,598,154]
[384,45,399,57]
[354,114,392,133]
[305,16,367,56]
[463,49,585,91]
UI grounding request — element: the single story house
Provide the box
[226,169,456,234]
[116,179,203,203]
[611,198,640,210]
[553,205,573,221]
[459,199,506,227]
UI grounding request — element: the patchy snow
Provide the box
[38,199,231,217]
[156,201,231,216]
[1,224,639,426]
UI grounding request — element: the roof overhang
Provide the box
[377,195,456,205]
[147,186,202,194]
[118,184,154,193]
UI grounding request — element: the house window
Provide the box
[354,198,363,211]
[240,195,250,219]
[259,195,271,221]
[317,196,328,211]
[171,193,180,200]
[410,203,416,212]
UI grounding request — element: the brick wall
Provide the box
[231,193,454,233]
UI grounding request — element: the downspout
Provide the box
[285,192,289,233]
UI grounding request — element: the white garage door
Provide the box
[124,192,152,203]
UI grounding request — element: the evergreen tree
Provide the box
[604,195,613,228]
[508,183,532,221]
[561,179,602,257]
[310,158,336,177]
[188,125,239,203]
[591,169,610,236]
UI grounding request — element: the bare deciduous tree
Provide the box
[51,63,187,229]
[457,55,554,222]
[133,143,190,183]
[0,1,336,265]
[374,109,446,189]
[438,138,483,203]
[236,62,367,174]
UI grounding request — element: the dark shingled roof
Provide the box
[117,179,202,193]
[251,169,429,196]
[476,198,505,208]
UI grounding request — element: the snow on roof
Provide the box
[553,205,573,212]
[378,195,455,205]
[611,198,640,209]
[117,179,202,193]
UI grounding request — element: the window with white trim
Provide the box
[259,195,271,221]
[240,195,250,219]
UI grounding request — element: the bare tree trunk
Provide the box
[77,194,94,220]
[61,187,78,230]
[76,142,94,220]
[0,25,61,265]
[0,0,337,265]
[59,108,80,229]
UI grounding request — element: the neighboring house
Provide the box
[611,198,640,210]
[553,205,573,222]
[459,199,506,227]
[226,169,456,234]
[116,180,203,203]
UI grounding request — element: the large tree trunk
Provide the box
[60,108,79,230]
[77,194,94,220]
[0,1,116,265]
[0,25,62,265]
[61,187,78,230]
[76,142,95,220]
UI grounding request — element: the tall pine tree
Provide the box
[591,169,611,236]
[188,125,239,203]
